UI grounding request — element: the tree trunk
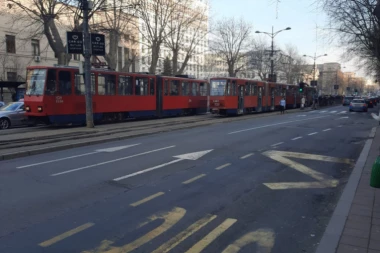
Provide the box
[104,30,119,71]
[177,53,191,75]
[228,63,235,77]
[172,49,179,75]
[149,44,160,74]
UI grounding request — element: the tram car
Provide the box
[24,66,209,125]
[209,77,317,115]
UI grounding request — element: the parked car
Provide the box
[0,102,32,129]
[343,96,354,106]
[349,99,368,112]
[0,101,4,108]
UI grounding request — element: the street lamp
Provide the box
[303,53,327,82]
[255,26,291,82]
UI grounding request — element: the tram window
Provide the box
[200,83,208,96]
[164,80,169,95]
[170,80,180,96]
[104,74,116,95]
[231,81,237,96]
[245,83,250,96]
[45,69,56,95]
[58,71,72,95]
[182,82,190,96]
[226,82,230,95]
[135,77,148,95]
[150,78,155,95]
[118,75,133,95]
[192,82,198,96]
[75,73,95,95]
[98,75,106,95]
[252,83,257,95]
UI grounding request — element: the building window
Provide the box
[124,47,129,66]
[31,39,40,56]
[6,35,15,53]
[7,72,17,81]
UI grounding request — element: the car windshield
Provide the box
[210,79,227,95]
[26,69,47,95]
[0,102,22,111]
[344,97,354,101]
[352,99,364,103]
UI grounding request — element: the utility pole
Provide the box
[81,0,94,128]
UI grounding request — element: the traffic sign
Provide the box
[91,33,105,56]
[66,32,83,54]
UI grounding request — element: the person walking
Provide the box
[301,96,305,110]
[280,97,286,114]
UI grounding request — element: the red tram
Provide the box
[24,66,209,125]
[209,77,316,115]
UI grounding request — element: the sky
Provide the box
[210,0,363,77]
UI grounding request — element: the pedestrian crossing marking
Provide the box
[330,111,337,113]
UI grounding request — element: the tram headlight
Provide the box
[25,106,31,112]
[37,106,43,112]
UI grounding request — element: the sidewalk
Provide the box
[316,126,380,253]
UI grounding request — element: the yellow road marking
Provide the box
[82,207,186,253]
[240,153,254,159]
[152,214,217,253]
[222,228,275,253]
[182,174,206,184]
[130,192,165,207]
[39,222,94,247]
[185,218,237,253]
[262,150,352,190]
[215,163,231,170]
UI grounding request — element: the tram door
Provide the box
[238,85,244,114]
[271,88,275,110]
[257,86,263,112]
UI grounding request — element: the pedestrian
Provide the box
[280,97,286,114]
[301,96,305,110]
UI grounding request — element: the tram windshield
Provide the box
[211,79,227,95]
[26,69,46,96]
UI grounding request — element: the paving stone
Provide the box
[345,220,371,232]
[337,244,367,253]
[348,214,372,224]
[370,240,380,250]
[373,218,380,226]
[343,227,370,239]
[340,235,368,248]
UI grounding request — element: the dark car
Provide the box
[363,97,374,108]
[343,96,354,106]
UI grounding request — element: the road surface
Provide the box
[0,106,376,253]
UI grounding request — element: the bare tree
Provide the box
[210,17,252,77]
[247,36,271,80]
[163,0,208,75]
[90,0,138,71]
[135,0,181,74]
[277,44,306,84]
[319,0,380,78]
[5,0,106,65]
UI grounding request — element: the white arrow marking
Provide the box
[17,144,141,169]
[338,116,349,119]
[51,145,175,176]
[113,149,213,181]
[95,144,140,153]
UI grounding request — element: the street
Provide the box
[0,106,376,253]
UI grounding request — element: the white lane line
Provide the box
[51,146,175,177]
[271,142,284,147]
[338,116,349,119]
[337,125,343,128]
[228,116,329,134]
[369,127,377,138]
[291,137,303,141]
[113,158,182,181]
[323,128,332,132]
[339,111,347,114]
[17,144,141,169]
[17,152,98,169]
[320,111,327,113]
[215,163,231,170]
[240,153,254,159]
[296,115,307,117]
[308,132,318,136]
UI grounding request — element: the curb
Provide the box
[315,127,377,253]
[0,105,339,161]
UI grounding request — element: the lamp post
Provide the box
[303,53,327,95]
[255,26,291,82]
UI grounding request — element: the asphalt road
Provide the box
[0,105,377,253]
